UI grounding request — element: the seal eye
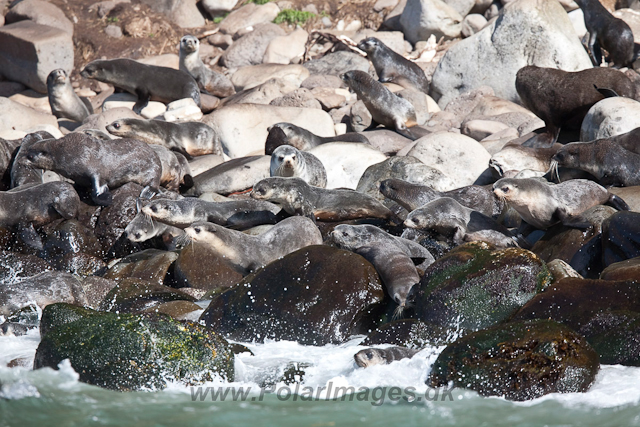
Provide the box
[278,156,284,161]
[501,187,509,193]
[194,227,201,234]
[365,351,374,359]
[113,122,120,129]
[150,205,158,213]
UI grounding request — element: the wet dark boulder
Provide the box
[360,319,460,348]
[428,319,600,401]
[0,250,52,284]
[94,183,143,259]
[39,302,100,338]
[600,257,640,282]
[142,300,203,321]
[513,278,640,365]
[41,219,106,276]
[200,245,385,345]
[172,242,243,291]
[602,211,640,267]
[0,304,39,336]
[34,305,234,391]
[103,249,178,286]
[412,242,552,333]
[49,252,106,277]
[99,278,195,313]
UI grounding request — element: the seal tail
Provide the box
[594,84,620,98]
[608,194,630,211]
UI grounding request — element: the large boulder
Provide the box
[218,2,280,36]
[231,64,310,91]
[0,97,58,137]
[580,97,640,142]
[430,0,592,108]
[34,304,234,390]
[0,20,74,94]
[5,0,74,35]
[220,23,286,69]
[200,245,385,345]
[137,0,205,28]
[428,319,600,400]
[99,278,195,313]
[173,242,243,291]
[400,0,463,43]
[308,142,388,189]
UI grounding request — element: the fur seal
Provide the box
[186,155,271,196]
[10,131,58,188]
[0,181,80,249]
[357,37,429,93]
[106,118,221,157]
[21,133,162,206]
[270,145,327,188]
[341,70,418,140]
[493,178,629,230]
[149,145,193,192]
[265,122,370,155]
[489,144,562,177]
[141,197,280,229]
[179,35,235,98]
[575,0,635,68]
[404,197,516,248]
[354,347,420,368]
[46,69,93,123]
[380,178,504,218]
[251,177,394,221]
[515,66,636,146]
[125,211,186,251]
[80,58,201,114]
[184,216,322,275]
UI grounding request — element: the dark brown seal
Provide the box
[575,0,635,68]
[357,37,429,93]
[21,133,162,206]
[81,58,201,114]
[515,66,636,146]
[265,122,370,155]
[47,69,93,123]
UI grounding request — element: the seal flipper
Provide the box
[557,208,592,229]
[594,85,619,98]
[133,90,151,115]
[91,179,112,206]
[80,97,94,115]
[19,223,43,250]
[608,194,630,211]
[394,121,417,141]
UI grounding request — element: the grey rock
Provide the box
[221,23,286,69]
[6,0,74,35]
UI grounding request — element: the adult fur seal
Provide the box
[354,347,420,368]
[265,122,369,155]
[270,145,327,188]
[106,118,221,157]
[575,0,635,68]
[46,69,93,123]
[141,197,280,229]
[21,133,162,206]
[493,177,629,230]
[515,66,636,146]
[251,177,394,221]
[404,197,516,248]
[0,182,80,249]
[341,70,418,140]
[179,35,235,98]
[184,216,322,275]
[380,178,504,218]
[81,59,201,114]
[357,37,429,93]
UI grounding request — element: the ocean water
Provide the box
[1,328,640,427]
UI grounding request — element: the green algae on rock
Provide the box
[428,319,600,401]
[413,242,552,333]
[34,304,234,391]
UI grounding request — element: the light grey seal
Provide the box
[179,35,235,98]
[46,69,93,123]
[270,145,327,188]
[354,347,420,368]
[148,145,193,192]
[265,122,370,155]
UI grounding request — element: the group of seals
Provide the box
[354,347,420,368]
[179,35,235,98]
[264,122,369,155]
[269,145,327,188]
[46,69,93,123]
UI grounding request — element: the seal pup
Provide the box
[10,131,57,188]
[341,70,418,140]
[148,145,193,192]
[357,37,429,93]
[184,216,323,275]
[575,0,635,68]
[354,347,420,368]
[251,177,394,221]
[179,35,235,98]
[0,181,80,249]
[265,122,369,155]
[141,197,280,229]
[46,69,93,123]
[404,197,516,248]
[493,178,629,230]
[515,66,636,146]
[21,133,162,206]
[270,145,327,188]
[380,178,504,218]
[106,118,221,157]
[81,58,201,114]
[186,156,271,196]
[489,144,562,177]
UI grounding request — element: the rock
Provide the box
[142,300,203,321]
[221,23,286,69]
[187,155,271,196]
[600,257,640,281]
[221,78,299,106]
[0,20,74,94]
[202,0,239,14]
[375,0,400,10]
[99,277,194,313]
[231,64,310,91]
[353,30,408,55]
[104,249,179,286]
[208,33,233,49]
[0,251,52,285]
[137,0,205,28]
[461,119,510,140]
[568,8,587,37]
[200,245,384,345]
[310,87,348,110]
[429,319,599,400]
[94,183,143,258]
[218,3,280,36]
[303,50,371,76]
[609,186,640,212]
[9,89,52,114]
[547,258,582,283]
[34,304,234,390]
[513,277,640,365]
[0,98,58,137]
[400,0,463,44]
[430,0,593,108]
[360,129,413,155]
[350,100,373,132]
[301,74,346,90]
[52,253,106,277]
[263,28,308,64]
[580,97,640,141]
[164,98,202,122]
[1,304,40,336]
[398,89,430,125]
[202,104,335,158]
[361,319,455,348]
[405,131,491,187]
[137,54,180,70]
[5,0,74,35]
[413,242,552,332]
[461,13,488,36]
[615,8,640,43]
[93,0,132,18]
[602,211,640,267]
[0,272,87,316]
[104,24,123,38]
[443,0,477,16]
[102,93,166,119]
[173,242,243,291]
[80,277,117,309]
[308,142,388,189]
[269,88,322,109]
[75,107,141,135]
[0,81,27,98]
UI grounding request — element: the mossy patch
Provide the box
[274,9,316,25]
